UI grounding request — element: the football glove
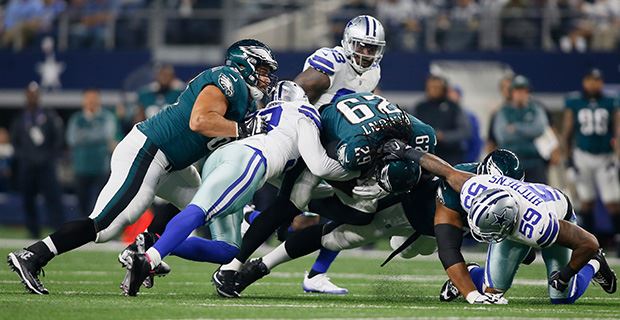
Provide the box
[549,270,569,292]
[379,138,412,161]
[237,114,268,138]
[465,291,508,304]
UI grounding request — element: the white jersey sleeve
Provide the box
[460,175,566,248]
[303,46,381,107]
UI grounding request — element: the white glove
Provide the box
[352,183,388,200]
[465,291,508,305]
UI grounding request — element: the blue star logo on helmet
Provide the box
[492,210,507,226]
[218,73,235,97]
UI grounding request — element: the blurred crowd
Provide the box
[1,0,620,51]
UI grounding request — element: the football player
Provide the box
[123,81,362,296]
[285,14,386,293]
[561,68,620,247]
[383,140,618,304]
[7,39,277,295]
[214,92,436,298]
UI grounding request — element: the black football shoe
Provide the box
[213,269,241,298]
[439,262,480,302]
[125,253,153,297]
[7,249,48,295]
[236,258,270,294]
[592,248,617,294]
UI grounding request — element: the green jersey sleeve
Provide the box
[437,162,478,219]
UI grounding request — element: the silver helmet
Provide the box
[269,80,309,104]
[467,188,519,243]
[341,15,386,74]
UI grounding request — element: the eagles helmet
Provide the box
[377,159,421,194]
[341,15,386,74]
[225,39,278,98]
[477,149,524,181]
[269,80,309,104]
[467,188,519,243]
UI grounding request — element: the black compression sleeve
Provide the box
[435,223,465,269]
[403,148,425,162]
[236,197,301,263]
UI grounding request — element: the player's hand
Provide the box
[549,271,568,292]
[237,114,269,138]
[466,291,508,304]
[352,183,388,200]
[379,138,411,161]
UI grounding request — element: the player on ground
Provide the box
[281,14,386,293]
[7,39,277,295]
[382,140,618,304]
[561,68,620,249]
[123,81,361,296]
[214,92,436,298]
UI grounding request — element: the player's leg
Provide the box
[593,153,620,254]
[572,149,598,237]
[130,145,266,296]
[471,240,530,295]
[7,128,167,295]
[542,244,598,304]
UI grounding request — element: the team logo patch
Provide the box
[218,73,235,97]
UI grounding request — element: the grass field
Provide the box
[1,244,619,320]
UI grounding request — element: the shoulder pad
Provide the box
[304,47,347,76]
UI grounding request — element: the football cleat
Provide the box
[236,258,270,294]
[213,269,241,298]
[118,232,156,268]
[439,262,479,302]
[124,253,153,297]
[302,272,348,294]
[7,249,48,295]
[120,260,171,293]
[592,248,617,294]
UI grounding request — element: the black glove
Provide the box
[237,114,268,139]
[379,138,411,161]
[549,270,568,292]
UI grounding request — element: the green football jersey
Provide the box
[138,66,253,170]
[565,91,620,154]
[320,92,436,172]
[437,162,479,220]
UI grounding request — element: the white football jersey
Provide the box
[303,46,381,108]
[239,100,350,184]
[460,175,570,248]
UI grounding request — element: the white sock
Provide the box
[220,259,243,272]
[145,248,161,269]
[42,237,58,255]
[588,259,600,274]
[262,243,292,270]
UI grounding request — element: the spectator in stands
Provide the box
[486,73,514,152]
[561,68,620,251]
[66,88,117,217]
[68,0,119,49]
[492,75,550,183]
[437,0,480,51]
[135,64,184,122]
[500,0,543,49]
[448,85,482,162]
[330,0,374,46]
[377,0,433,51]
[0,127,14,192]
[413,75,471,164]
[2,0,66,50]
[10,81,64,238]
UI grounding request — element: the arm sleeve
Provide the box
[296,117,358,181]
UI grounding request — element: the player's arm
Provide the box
[434,201,479,297]
[551,220,599,286]
[296,117,359,181]
[294,68,330,105]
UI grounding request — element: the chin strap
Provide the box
[248,85,264,101]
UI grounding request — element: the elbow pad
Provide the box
[435,223,465,269]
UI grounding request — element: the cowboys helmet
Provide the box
[467,188,519,243]
[341,15,386,74]
[377,159,421,194]
[269,80,309,104]
[477,149,524,181]
[225,39,278,97]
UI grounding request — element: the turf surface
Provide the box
[1,247,619,319]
